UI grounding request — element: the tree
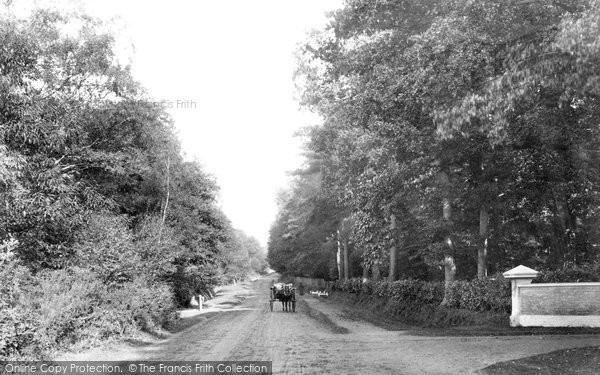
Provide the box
[268,167,346,279]
[0,6,255,304]
[279,0,600,287]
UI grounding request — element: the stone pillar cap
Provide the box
[503,265,539,279]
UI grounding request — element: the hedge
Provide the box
[329,263,600,318]
[536,262,600,283]
[332,279,444,306]
[332,277,510,313]
[444,278,511,313]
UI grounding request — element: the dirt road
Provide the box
[81,274,600,374]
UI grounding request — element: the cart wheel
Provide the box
[269,300,273,312]
[292,301,296,312]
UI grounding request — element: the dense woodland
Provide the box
[268,0,600,283]
[0,8,266,359]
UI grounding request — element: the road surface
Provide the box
[73,274,600,374]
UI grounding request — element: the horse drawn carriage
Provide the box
[269,282,296,312]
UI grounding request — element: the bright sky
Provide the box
[65,0,342,246]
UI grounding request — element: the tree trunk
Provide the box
[343,239,349,280]
[336,229,342,279]
[443,254,456,284]
[439,169,456,305]
[478,205,489,279]
[362,261,369,282]
[158,154,171,244]
[552,192,573,267]
[442,196,456,286]
[388,214,397,282]
[398,249,408,279]
[372,261,381,281]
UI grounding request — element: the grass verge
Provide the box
[301,299,350,334]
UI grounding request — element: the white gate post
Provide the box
[503,265,539,327]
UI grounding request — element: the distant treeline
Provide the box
[0,8,266,359]
[268,0,600,282]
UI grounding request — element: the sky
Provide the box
[60,0,342,246]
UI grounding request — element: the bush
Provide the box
[34,268,110,352]
[0,307,40,360]
[329,287,507,328]
[332,278,444,306]
[74,214,138,284]
[444,277,511,313]
[536,262,600,283]
[387,280,444,305]
[0,265,179,360]
[107,278,179,332]
[172,265,219,307]
[0,259,41,360]
[333,276,508,314]
[331,263,600,318]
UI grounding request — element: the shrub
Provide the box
[330,285,507,328]
[387,280,444,305]
[74,214,138,284]
[107,278,179,332]
[0,258,41,360]
[1,265,179,360]
[373,280,389,297]
[333,276,508,314]
[0,307,40,360]
[172,265,219,307]
[536,262,600,283]
[444,277,511,313]
[332,278,444,306]
[34,268,110,352]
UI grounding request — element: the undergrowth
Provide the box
[0,263,179,360]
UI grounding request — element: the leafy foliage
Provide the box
[536,262,600,283]
[333,278,444,306]
[331,276,509,314]
[272,0,600,286]
[268,168,348,279]
[0,6,267,359]
[444,278,511,313]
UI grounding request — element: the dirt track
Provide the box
[71,274,600,374]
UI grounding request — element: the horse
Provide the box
[271,283,295,312]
